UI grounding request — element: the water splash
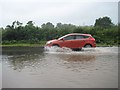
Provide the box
[44,46,72,53]
[44,46,118,55]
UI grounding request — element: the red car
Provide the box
[45,33,96,50]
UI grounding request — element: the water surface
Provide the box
[2,47,118,88]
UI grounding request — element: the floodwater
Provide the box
[0,64,1,90]
[1,47,118,88]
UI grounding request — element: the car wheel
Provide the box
[84,44,92,48]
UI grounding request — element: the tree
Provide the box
[56,23,76,37]
[41,22,54,29]
[41,22,55,40]
[94,16,113,29]
[11,21,23,29]
[73,27,84,33]
[27,21,34,26]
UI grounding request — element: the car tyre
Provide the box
[84,44,92,48]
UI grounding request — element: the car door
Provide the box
[61,35,75,48]
[72,35,85,48]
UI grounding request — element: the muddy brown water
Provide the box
[1,47,118,88]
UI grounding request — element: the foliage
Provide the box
[94,16,113,29]
[1,16,119,46]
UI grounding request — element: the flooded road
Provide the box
[2,47,118,88]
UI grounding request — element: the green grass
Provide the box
[1,41,47,47]
[1,44,44,47]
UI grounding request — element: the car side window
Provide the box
[75,35,84,40]
[64,35,75,40]
[83,36,89,38]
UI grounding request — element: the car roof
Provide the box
[66,33,92,36]
[58,33,91,40]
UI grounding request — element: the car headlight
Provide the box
[46,41,52,45]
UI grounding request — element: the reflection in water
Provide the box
[7,54,45,72]
[58,54,95,62]
[2,47,45,72]
[59,54,95,70]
